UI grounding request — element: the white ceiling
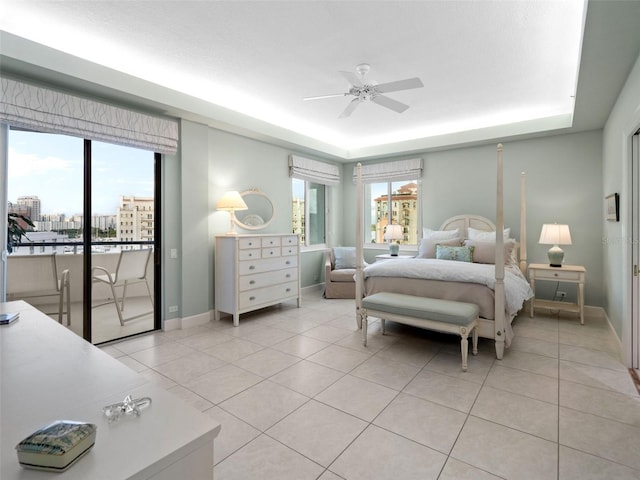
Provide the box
[1,1,640,160]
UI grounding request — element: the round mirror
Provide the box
[235,189,275,231]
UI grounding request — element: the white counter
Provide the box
[0,301,221,479]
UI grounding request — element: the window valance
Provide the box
[352,158,423,184]
[289,155,340,186]
[0,77,179,154]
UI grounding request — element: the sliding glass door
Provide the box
[6,129,159,343]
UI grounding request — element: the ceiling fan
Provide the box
[304,63,424,118]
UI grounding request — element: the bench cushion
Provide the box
[362,292,478,326]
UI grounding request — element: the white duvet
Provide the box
[363,258,533,318]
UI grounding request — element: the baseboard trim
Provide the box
[163,311,212,331]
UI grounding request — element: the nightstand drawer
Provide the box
[532,269,582,282]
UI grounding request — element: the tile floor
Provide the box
[100,290,640,480]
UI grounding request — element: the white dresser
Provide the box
[215,234,301,326]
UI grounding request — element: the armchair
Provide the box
[324,247,360,299]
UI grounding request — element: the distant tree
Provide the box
[7,213,34,253]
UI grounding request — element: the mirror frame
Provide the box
[234,188,275,231]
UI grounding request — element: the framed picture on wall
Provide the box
[606,193,619,222]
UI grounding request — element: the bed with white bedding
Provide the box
[354,146,531,359]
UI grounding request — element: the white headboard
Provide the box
[439,214,496,238]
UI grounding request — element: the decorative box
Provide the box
[16,420,97,472]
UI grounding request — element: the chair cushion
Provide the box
[330,268,356,283]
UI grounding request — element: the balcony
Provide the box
[6,243,155,344]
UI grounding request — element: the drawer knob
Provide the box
[286,274,290,278]
[249,280,255,285]
[554,273,558,277]
[285,288,291,292]
[249,265,255,270]
[249,296,256,301]
[285,260,291,265]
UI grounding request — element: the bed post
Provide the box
[519,172,527,274]
[355,163,364,329]
[494,144,506,359]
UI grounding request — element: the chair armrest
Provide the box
[91,265,115,284]
[325,251,333,279]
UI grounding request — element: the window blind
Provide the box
[352,158,423,183]
[289,155,340,186]
[0,77,179,154]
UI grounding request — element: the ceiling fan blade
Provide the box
[338,99,361,118]
[376,77,424,93]
[339,70,363,87]
[371,94,410,113]
[303,93,348,101]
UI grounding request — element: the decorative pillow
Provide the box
[333,247,356,270]
[464,239,515,264]
[423,228,460,240]
[435,245,474,263]
[417,237,462,258]
[467,227,511,241]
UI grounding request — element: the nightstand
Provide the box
[528,263,586,324]
[375,254,414,262]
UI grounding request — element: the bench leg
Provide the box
[362,310,368,347]
[381,318,386,335]
[472,321,478,356]
[460,326,470,371]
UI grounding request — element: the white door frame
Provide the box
[632,131,640,369]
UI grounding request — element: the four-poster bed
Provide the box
[355,145,532,360]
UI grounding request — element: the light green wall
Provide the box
[342,131,604,307]
[602,50,640,341]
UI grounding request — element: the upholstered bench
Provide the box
[361,292,479,371]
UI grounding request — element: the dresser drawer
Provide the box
[532,269,582,282]
[238,237,261,249]
[238,248,261,260]
[281,235,299,247]
[239,268,298,291]
[261,236,281,248]
[239,256,298,275]
[281,244,298,256]
[239,281,298,309]
[262,247,281,258]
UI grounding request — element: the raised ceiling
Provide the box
[1,1,640,160]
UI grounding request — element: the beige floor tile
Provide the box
[315,374,398,422]
[329,425,446,480]
[232,348,300,377]
[317,471,345,480]
[111,332,169,354]
[373,392,467,454]
[176,330,235,350]
[499,349,559,377]
[375,338,439,368]
[239,325,297,347]
[214,434,324,480]
[137,368,176,389]
[269,317,319,334]
[271,334,331,358]
[511,322,560,343]
[559,445,640,480]
[267,400,367,467]
[202,337,264,363]
[560,407,640,470]
[439,458,503,479]
[302,324,354,343]
[451,416,557,479]
[485,365,558,404]
[560,379,640,426]
[129,341,195,367]
[560,343,628,371]
[509,335,559,358]
[184,364,263,404]
[336,328,400,353]
[166,384,214,412]
[307,344,371,373]
[560,360,639,396]
[423,349,493,384]
[351,354,421,390]
[219,380,308,431]
[152,351,227,384]
[403,369,481,413]
[471,386,558,441]
[559,330,620,354]
[204,406,260,465]
[269,360,344,397]
[116,355,148,372]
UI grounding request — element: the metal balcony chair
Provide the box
[91,248,154,326]
[6,253,71,325]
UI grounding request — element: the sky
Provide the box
[8,130,154,216]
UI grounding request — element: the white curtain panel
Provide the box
[0,77,179,154]
[352,158,423,183]
[289,154,340,186]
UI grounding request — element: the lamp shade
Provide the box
[539,223,572,267]
[538,224,572,245]
[384,224,403,241]
[216,191,248,211]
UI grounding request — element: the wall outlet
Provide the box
[169,305,179,313]
[557,291,566,299]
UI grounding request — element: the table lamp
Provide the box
[384,224,404,256]
[216,191,248,234]
[538,223,572,267]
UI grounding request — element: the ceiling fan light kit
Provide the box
[304,63,424,118]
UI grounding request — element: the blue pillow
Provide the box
[436,245,474,263]
[333,247,356,269]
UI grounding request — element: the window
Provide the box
[365,180,420,245]
[292,178,326,246]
